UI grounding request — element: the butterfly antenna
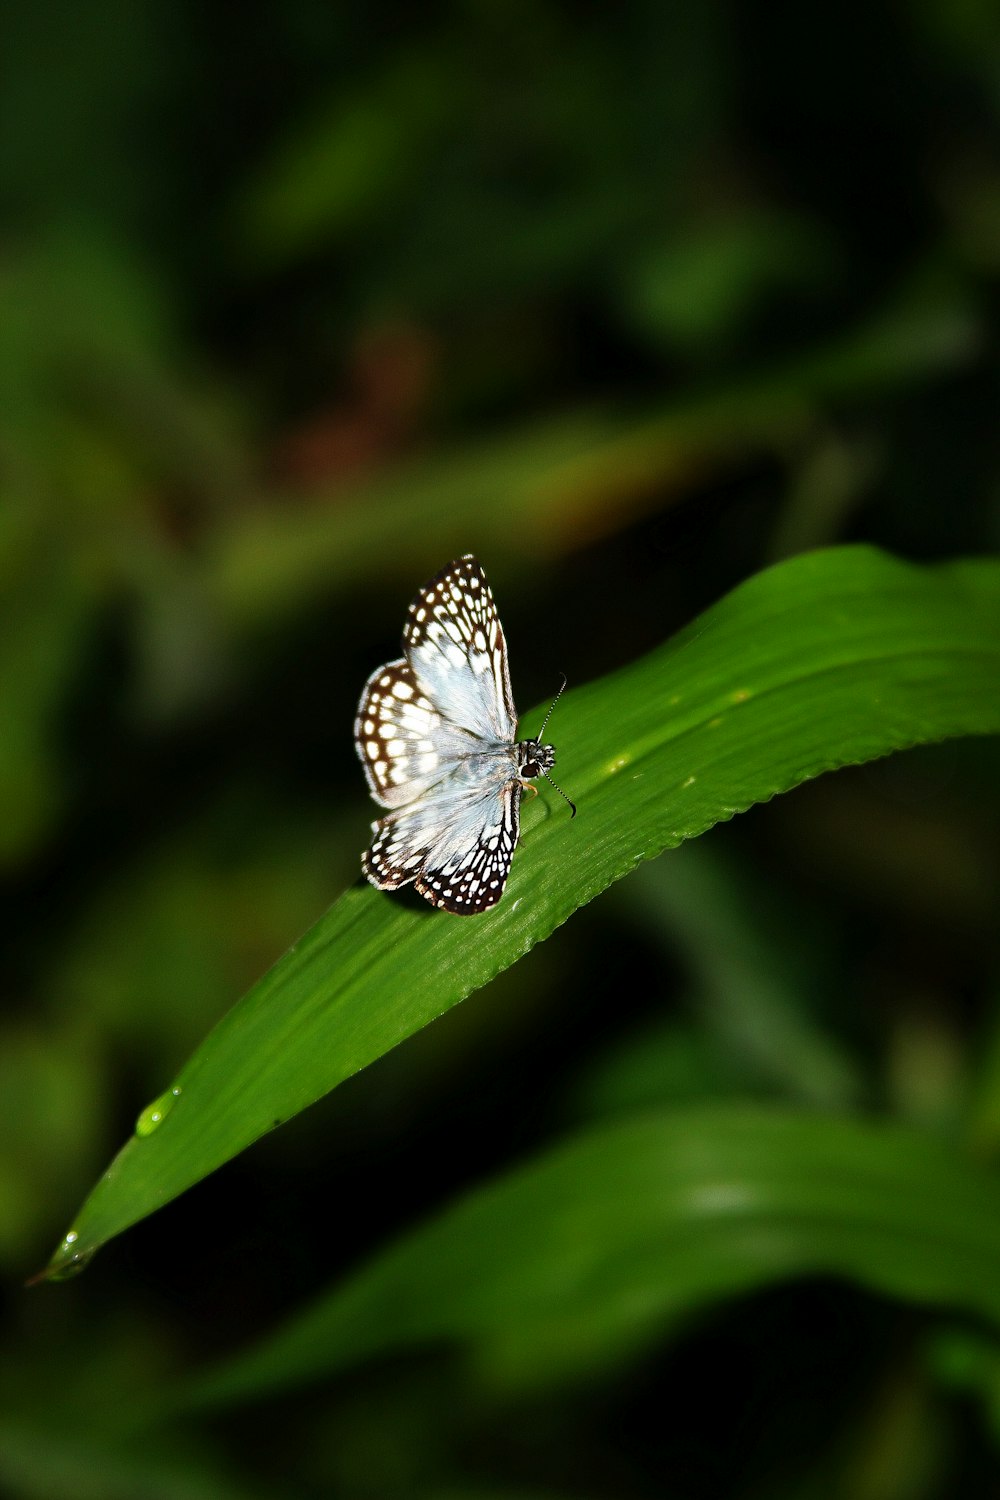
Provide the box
[536,672,568,741]
[541,767,576,818]
[536,674,576,818]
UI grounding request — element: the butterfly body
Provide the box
[355,555,568,915]
[516,739,556,781]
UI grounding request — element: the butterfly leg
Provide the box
[515,780,538,847]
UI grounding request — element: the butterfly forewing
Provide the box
[402,555,516,743]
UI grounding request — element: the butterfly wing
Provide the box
[354,658,481,810]
[364,767,522,915]
[357,555,525,913]
[402,555,517,744]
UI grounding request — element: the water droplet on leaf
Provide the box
[135,1086,181,1138]
[47,1242,98,1281]
[28,1230,97,1284]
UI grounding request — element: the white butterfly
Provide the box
[355,554,574,915]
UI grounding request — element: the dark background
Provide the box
[2,1,1000,1495]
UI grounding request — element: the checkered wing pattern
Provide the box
[355,658,481,811]
[364,770,522,915]
[355,555,526,915]
[402,554,517,744]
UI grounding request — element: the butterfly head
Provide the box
[517,739,556,780]
[515,673,576,817]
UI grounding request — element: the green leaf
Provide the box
[177,1105,1000,1408]
[46,546,1000,1278]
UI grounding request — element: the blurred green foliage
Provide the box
[3,0,1000,1496]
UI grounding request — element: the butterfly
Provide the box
[355,554,574,915]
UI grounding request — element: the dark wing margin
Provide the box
[361,810,431,890]
[354,658,444,809]
[414,781,521,915]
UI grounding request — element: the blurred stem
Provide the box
[617,841,864,1108]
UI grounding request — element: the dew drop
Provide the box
[135,1085,181,1138]
[28,1230,98,1284]
[48,1241,98,1281]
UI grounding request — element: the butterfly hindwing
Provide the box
[365,774,521,914]
[415,780,521,914]
[354,658,486,809]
